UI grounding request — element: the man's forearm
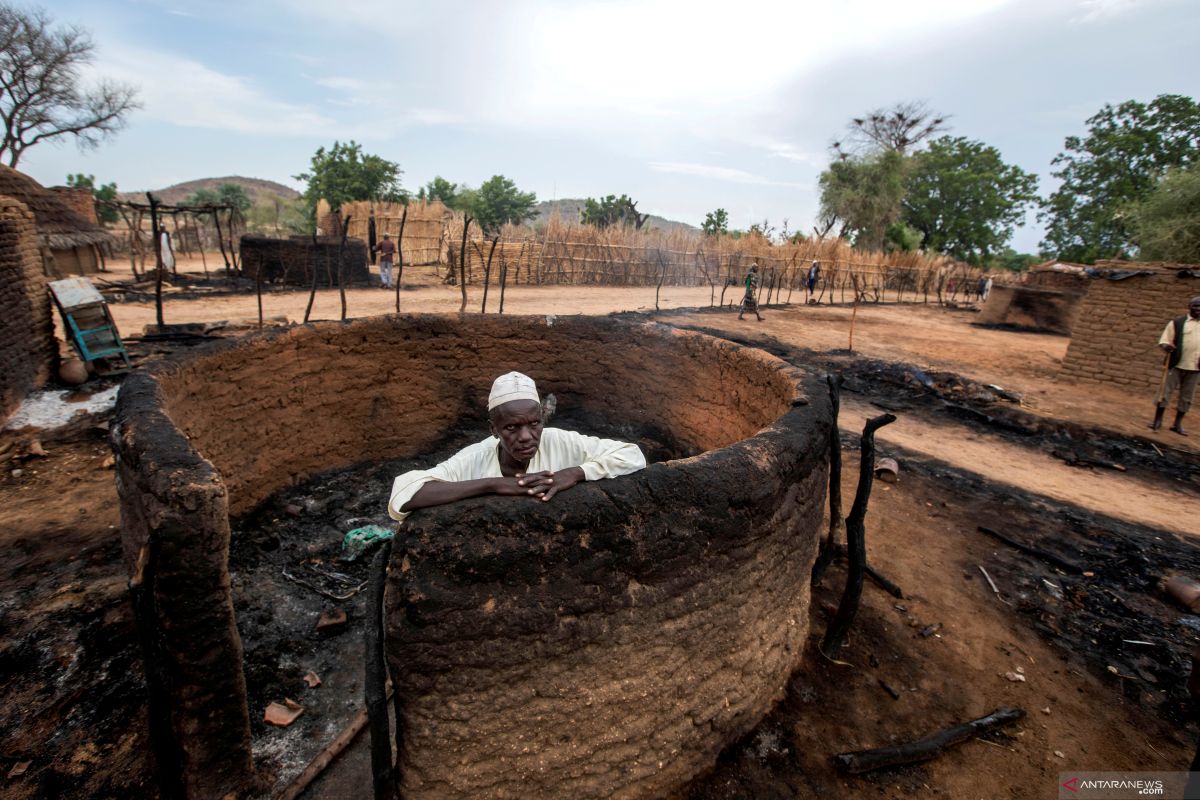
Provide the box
[401,478,500,511]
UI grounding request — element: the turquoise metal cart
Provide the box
[48,277,132,372]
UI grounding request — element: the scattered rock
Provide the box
[1003,671,1026,683]
[918,623,942,638]
[101,455,115,469]
[1041,707,1051,715]
[285,503,304,518]
[264,698,304,727]
[7,760,31,778]
[316,607,348,634]
[1054,750,1066,759]
[11,468,23,478]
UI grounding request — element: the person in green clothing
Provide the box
[738,263,763,321]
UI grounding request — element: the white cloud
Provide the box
[1073,0,1161,22]
[649,161,805,187]
[93,44,339,137]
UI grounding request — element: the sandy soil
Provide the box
[3,257,1198,798]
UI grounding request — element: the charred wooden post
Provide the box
[821,412,896,659]
[338,214,351,322]
[458,216,472,313]
[812,373,843,585]
[148,193,164,327]
[834,707,1024,773]
[303,222,320,324]
[481,236,499,313]
[366,540,395,800]
[394,204,408,313]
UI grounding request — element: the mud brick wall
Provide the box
[977,285,1084,335]
[113,315,831,799]
[0,196,55,421]
[1061,271,1200,388]
[239,234,369,286]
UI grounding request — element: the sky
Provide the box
[20,0,1200,252]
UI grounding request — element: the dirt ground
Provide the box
[2,257,1197,799]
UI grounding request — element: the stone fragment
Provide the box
[316,607,347,633]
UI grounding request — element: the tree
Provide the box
[416,176,460,208]
[215,183,251,212]
[902,136,1039,264]
[833,100,949,158]
[580,194,648,229]
[459,175,536,235]
[184,188,220,207]
[1128,162,1200,263]
[818,150,908,250]
[293,140,405,214]
[0,4,139,167]
[65,173,118,223]
[702,208,728,236]
[1040,94,1200,263]
[986,247,1040,273]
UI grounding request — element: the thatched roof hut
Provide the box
[0,165,113,276]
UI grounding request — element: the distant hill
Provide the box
[122,176,301,205]
[534,198,698,234]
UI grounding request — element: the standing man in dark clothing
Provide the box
[375,233,396,289]
[1151,296,1200,435]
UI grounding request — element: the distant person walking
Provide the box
[375,233,396,289]
[806,260,821,298]
[158,224,175,273]
[1150,296,1200,436]
[738,264,763,321]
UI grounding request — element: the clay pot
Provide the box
[875,457,900,483]
[59,358,88,385]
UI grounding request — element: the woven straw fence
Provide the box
[317,199,449,265]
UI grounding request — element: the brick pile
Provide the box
[0,196,55,420]
[1061,267,1200,388]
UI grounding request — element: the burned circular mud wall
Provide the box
[112,314,831,799]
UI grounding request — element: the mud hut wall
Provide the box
[1061,271,1200,388]
[976,285,1084,335]
[238,235,369,286]
[50,186,99,224]
[0,197,55,420]
[384,358,828,798]
[157,317,798,517]
[111,375,257,799]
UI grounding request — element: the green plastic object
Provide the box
[341,525,395,561]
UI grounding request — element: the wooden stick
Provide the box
[394,204,407,313]
[812,374,842,585]
[365,541,394,799]
[976,526,1083,575]
[821,412,896,659]
[338,214,351,322]
[978,565,1001,596]
[833,707,1025,774]
[458,216,472,313]
[303,222,319,324]
[148,193,165,328]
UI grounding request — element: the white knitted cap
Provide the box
[488,371,539,410]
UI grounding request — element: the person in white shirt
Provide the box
[1151,296,1200,436]
[388,372,647,522]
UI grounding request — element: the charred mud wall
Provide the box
[239,234,369,286]
[1062,270,1200,388]
[977,285,1084,335]
[112,315,830,799]
[0,196,54,421]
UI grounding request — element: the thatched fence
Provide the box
[443,216,985,306]
[317,199,448,266]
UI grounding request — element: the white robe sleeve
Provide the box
[551,428,647,481]
[386,441,491,522]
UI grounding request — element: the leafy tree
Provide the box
[184,187,219,206]
[215,183,251,212]
[884,221,922,252]
[818,150,908,250]
[0,4,139,166]
[1040,94,1200,263]
[986,247,1040,273]
[702,208,729,236]
[459,175,536,235]
[1128,162,1200,263]
[580,194,648,229]
[293,140,405,214]
[65,172,118,223]
[833,100,949,158]
[416,176,460,208]
[902,136,1039,264]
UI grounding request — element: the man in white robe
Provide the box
[388,372,646,522]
